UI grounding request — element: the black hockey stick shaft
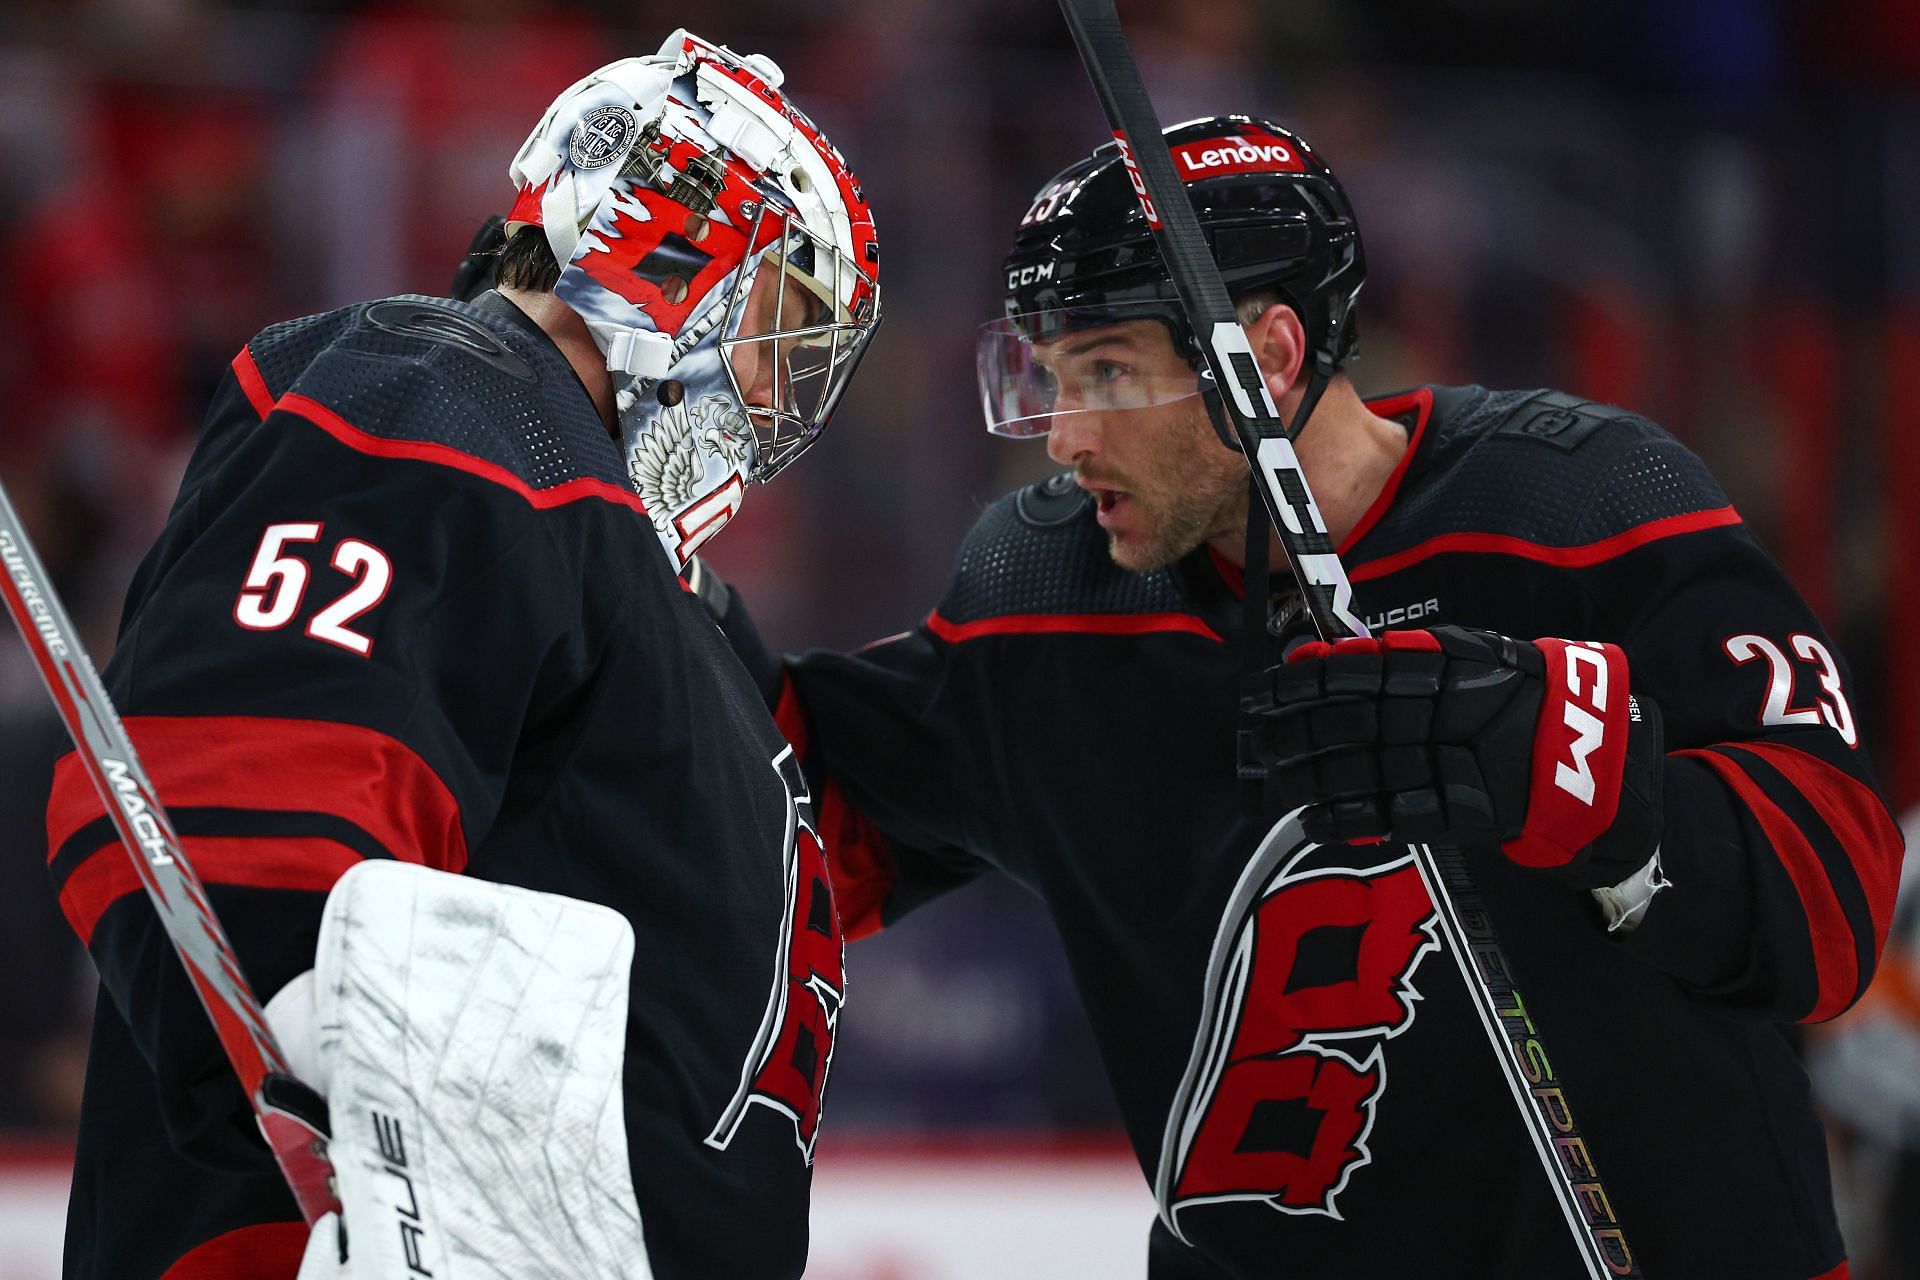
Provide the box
[1055,3,1640,1275]
[0,477,339,1226]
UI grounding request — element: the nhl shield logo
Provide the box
[570,105,637,170]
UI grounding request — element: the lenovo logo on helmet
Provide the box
[1172,131,1309,180]
[1006,262,1056,289]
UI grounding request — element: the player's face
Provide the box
[727,263,829,411]
[1038,321,1245,572]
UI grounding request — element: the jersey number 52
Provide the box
[234,522,393,657]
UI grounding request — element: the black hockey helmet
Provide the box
[979,116,1364,438]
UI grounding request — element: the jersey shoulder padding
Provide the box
[241,294,623,493]
[939,472,1192,625]
[1369,385,1732,557]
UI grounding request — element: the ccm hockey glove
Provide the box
[1242,626,1663,889]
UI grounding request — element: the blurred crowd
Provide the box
[2,0,1918,1271]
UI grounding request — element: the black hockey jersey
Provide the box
[761,386,1902,1278]
[45,293,843,1279]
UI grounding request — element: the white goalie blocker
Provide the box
[267,861,650,1278]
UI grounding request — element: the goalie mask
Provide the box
[508,30,881,567]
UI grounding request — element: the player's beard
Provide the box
[1095,399,1248,574]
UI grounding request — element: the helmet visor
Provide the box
[976,302,1204,438]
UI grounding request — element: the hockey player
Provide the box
[44,31,878,1279]
[698,117,1905,1277]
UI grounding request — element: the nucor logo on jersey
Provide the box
[1555,643,1612,805]
[102,758,175,866]
[1171,132,1309,179]
[1362,598,1440,631]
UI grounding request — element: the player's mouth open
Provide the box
[1083,482,1130,526]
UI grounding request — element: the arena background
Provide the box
[2,1,1918,1275]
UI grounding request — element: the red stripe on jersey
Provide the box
[58,834,364,946]
[817,777,897,942]
[47,716,468,938]
[1810,1264,1850,1280]
[1206,546,1245,599]
[1680,747,1859,1022]
[231,346,276,421]
[1341,388,1435,555]
[275,392,650,518]
[1349,506,1743,583]
[774,670,810,757]
[1725,741,1903,953]
[160,1219,307,1278]
[926,609,1223,644]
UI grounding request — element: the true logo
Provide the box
[570,104,638,170]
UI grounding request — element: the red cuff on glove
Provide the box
[1503,638,1633,870]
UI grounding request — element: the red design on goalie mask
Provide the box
[1164,852,1438,1226]
[707,746,845,1161]
[571,146,784,338]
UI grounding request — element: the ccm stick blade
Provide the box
[0,477,339,1225]
[1053,2,1641,1275]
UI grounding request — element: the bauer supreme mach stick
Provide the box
[1055,3,1641,1275]
[0,477,339,1225]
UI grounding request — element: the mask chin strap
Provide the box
[1237,366,1330,817]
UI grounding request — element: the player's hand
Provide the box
[1241,625,1663,888]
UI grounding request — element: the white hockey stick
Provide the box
[0,475,339,1225]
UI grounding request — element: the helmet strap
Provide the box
[1286,364,1333,445]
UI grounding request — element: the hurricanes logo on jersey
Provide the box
[1155,817,1438,1237]
[706,746,846,1161]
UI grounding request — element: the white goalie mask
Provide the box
[507,30,882,568]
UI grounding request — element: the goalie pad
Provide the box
[304,860,650,1278]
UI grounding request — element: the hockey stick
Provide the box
[0,477,340,1226]
[1054,3,1640,1275]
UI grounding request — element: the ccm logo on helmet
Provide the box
[1555,643,1611,805]
[1111,133,1161,229]
[1007,262,1056,289]
[1172,132,1309,179]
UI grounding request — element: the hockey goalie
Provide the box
[42,29,878,1279]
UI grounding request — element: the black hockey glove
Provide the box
[1241,626,1663,889]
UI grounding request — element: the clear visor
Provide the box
[976,301,1204,438]
[721,216,881,482]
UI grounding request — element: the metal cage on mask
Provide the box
[714,207,880,481]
